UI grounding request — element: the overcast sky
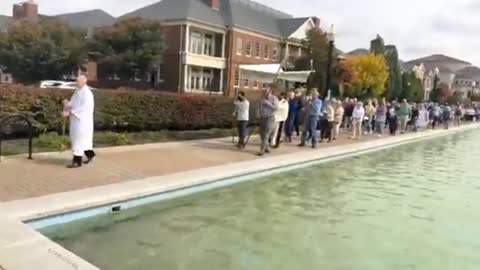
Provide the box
[1,0,479,65]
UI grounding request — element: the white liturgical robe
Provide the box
[68,86,94,156]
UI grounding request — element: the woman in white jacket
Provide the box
[271,92,290,148]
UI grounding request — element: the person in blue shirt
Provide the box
[299,89,323,148]
[285,90,304,142]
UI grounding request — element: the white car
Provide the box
[39,81,97,90]
[40,81,78,90]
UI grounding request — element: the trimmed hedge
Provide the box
[0,85,258,133]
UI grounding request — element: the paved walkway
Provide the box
[0,130,420,202]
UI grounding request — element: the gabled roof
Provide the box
[120,0,226,27]
[121,0,312,38]
[56,9,116,28]
[277,17,311,37]
[405,54,471,65]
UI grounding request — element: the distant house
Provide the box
[405,54,477,99]
[117,0,320,96]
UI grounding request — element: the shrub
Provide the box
[95,132,133,146]
[0,85,260,133]
[36,132,70,152]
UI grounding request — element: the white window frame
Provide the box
[190,32,203,55]
[236,38,243,56]
[272,46,279,61]
[263,44,270,60]
[243,79,250,88]
[157,63,165,83]
[203,33,215,56]
[234,68,240,86]
[246,41,252,57]
[255,42,261,58]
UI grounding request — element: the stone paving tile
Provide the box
[0,132,380,202]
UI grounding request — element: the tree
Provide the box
[431,83,453,103]
[343,54,389,98]
[89,18,164,81]
[0,19,87,83]
[296,28,329,94]
[384,45,403,100]
[400,72,423,102]
[370,34,385,55]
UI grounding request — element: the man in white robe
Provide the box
[64,75,95,168]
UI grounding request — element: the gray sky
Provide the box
[1,0,479,65]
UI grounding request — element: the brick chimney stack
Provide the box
[207,0,221,10]
[12,0,39,21]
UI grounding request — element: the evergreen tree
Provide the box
[370,34,385,55]
[385,45,403,100]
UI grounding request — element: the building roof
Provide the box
[346,48,369,56]
[120,0,226,27]
[121,0,311,38]
[56,9,116,28]
[455,66,480,79]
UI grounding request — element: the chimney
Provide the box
[13,4,24,19]
[12,1,38,21]
[207,0,221,10]
[23,1,39,21]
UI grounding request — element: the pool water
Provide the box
[41,130,480,270]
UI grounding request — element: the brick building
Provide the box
[121,0,319,96]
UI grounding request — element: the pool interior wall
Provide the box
[27,129,473,231]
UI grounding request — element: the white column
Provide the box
[221,33,226,58]
[185,24,190,53]
[184,65,189,92]
[284,42,289,61]
[220,69,224,93]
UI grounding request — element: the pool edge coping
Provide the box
[0,123,479,270]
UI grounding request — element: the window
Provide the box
[262,83,268,89]
[255,42,261,58]
[272,46,279,61]
[234,68,240,86]
[157,64,165,82]
[204,34,214,56]
[246,41,252,57]
[263,44,270,59]
[253,80,259,89]
[243,79,249,88]
[190,32,203,54]
[236,38,243,55]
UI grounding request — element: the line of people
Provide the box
[233,87,472,156]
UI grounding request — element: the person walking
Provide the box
[398,99,411,134]
[343,97,354,131]
[285,90,303,142]
[410,103,419,132]
[454,104,462,127]
[387,102,399,135]
[233,91,250,149]
[375,99,387,137]
[63,75,96,168]
[320,100,335,143]
[332,100,344,140]
[364,99,376,135]
[351,101,365,140]
[299,89,322,148]
[417,104,430,129]
[442,104,452,130]
[272,92,289,148]
[258,88,278,156]
[432,103,441,129]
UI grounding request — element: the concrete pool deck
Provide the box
[0,123,479,270]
